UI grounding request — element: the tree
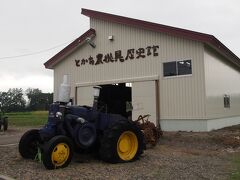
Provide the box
[26,88,53,111]
[0,88,26,112]
[0,91,9,112]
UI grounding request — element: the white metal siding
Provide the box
[204,46,240,119]
[54,18,206,119]
[77,86,94,106]
[132,80,157,124]
[159,41,206,119]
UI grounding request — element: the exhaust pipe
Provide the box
[58,75,71,103]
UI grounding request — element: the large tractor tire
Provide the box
[3,118,8,131]
[99,120,144,163]
[42,135,73,170]
[19,129,40,159]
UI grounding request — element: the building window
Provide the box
[177,60,192,75]
[224,95,230,108]
[163,60,192,77]
[163,61,177,77]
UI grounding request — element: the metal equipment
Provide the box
[134,115,162,147]
[18,76,145,169]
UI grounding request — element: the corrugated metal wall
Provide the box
[159,36,206,119]
[132,81,157,123]
[76,86,93,106]
[204,46,240,119]
[54,18,206,119]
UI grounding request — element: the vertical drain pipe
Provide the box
[155,80,162,131]
[74,86,78,105]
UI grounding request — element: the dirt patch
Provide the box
[162,125,240,150]
[0,126,40,137]
[0,125,239,180]
[0,126,40,146]
[211,125,240,148]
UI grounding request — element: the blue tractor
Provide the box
[18,81,144,169]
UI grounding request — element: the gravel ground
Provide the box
[0,126,239,180]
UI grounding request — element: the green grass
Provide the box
[6,111,48,127]
[231,154,240,180]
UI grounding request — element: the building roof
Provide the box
[44,8,240,69]
[44,28,96,69]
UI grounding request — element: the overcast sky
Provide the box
[0,0,239,93]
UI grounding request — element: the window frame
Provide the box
[177,60,192,76]
[224,94,230,108]
[163,61,177,77]
[163,59,193,78]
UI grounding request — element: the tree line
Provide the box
[0,88,53,112]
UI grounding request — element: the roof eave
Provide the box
[205,37,240,68]
[44,28,96,69]
[81,8,240,68]
[81,8,213,42]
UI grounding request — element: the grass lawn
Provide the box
[231,153,240,180]
[6,111,48,127]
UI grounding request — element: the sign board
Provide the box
[75,45,159,67]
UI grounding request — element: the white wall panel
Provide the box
[132,81,157,124]
[77,86,94,106]
[204,46,240,119]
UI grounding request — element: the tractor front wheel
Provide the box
[99,120,144,163]
[42,135,73,170]
[19,129,40,159]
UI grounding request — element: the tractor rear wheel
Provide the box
[19,129,40,159]
[3,118,8,131]
[99,120,144,163]
[42,135,73,170]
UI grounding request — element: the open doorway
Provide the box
[98,83,132,118]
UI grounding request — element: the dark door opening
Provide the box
[98,83,132,118]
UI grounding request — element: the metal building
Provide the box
[44,9,240,132]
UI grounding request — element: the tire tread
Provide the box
[99,120,144,163]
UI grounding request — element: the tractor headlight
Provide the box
[76,117,86,124]
[56,112,62,118]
